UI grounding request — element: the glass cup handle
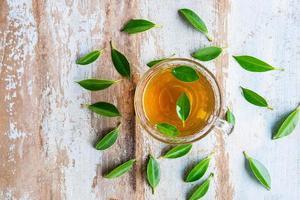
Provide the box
[214,118,234,136]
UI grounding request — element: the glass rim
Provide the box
[134,58,223,144]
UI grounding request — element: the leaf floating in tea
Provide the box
[185,153,212,182]
[147,155,160,194]
[240,87,272,110]
[178,8,212,41]
[192,46,223,61]
[162,144,192,159]
[95,125,120,150]
[273,105,300,140]
[77,79,120,91]
[233,55,283,72]
[156,123,179,137]
[188,173,214,200]
[243,152,271,190]
[110,41,131,78]
[147,54,175,68]
[121,19,159,34]
[76,50,103,65]
[172,65,199,82]
[176,93,191,125]
[104,159,136,179]
[88,102,121,117]
[225,108,235,126]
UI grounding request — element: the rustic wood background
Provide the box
[1,0,300,199]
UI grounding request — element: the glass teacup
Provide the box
[134,58,233,144]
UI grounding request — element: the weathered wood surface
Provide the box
[1,0,300,199]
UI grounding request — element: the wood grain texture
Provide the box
[1,0,300,200]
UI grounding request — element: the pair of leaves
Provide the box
[95,125,120,150]
[172,65,199,82]
[188,173,214,200]
[147,155,160,194]
[104,159,136,179]
[240,87,272,110]
[77,79,120,91]
[185,154,212,182]
[243,152,271,190]
[77,42,131,78]
[121,19,159,34]
[88,102,120,117]
[148,44,222,67]
[178,8,212,41]
[192,46,223,62]
[273,105,300,139]
[162,144,193,159]
[233,55,283,72]
[76,50,103,65]
[156,93,191,136]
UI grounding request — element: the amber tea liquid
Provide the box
[143,67,215,136]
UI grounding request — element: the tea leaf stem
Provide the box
[274,67,285,71]
[205,34,213,42]
[267,106,274,110]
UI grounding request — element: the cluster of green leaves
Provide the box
[75,45,138,183]
[73,5,300,199]
[145,150,215,198]
[227,24,300,193]
[154,66,200,138]
[145,9,225,67]
[76,39,135,152]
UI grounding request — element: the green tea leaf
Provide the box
[240,87,272,109]
[192,46,222,61]
[95,125,120,150]
[147,155,160,194]
[273,105,300,139]
[110,41,131,78]
[121,19,158,34]
[156,123,179,137]
[233,55,283,72]
[225,108,235,125]
[104,159,136,179]
[176,93,191,125]
[147,59,165,68]
[147,54,175,68]
[76,50,103,65]
[178,8,212,41]
[88,102,120,117]
[172,65,199,82]
[243,152,271,190]
[188,173,214,200]
[77,79,119,91]
[162,144,192,159]
[185,154,212,182]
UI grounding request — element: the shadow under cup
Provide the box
[134,58,229,144]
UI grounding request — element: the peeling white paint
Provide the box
[3,0,38,142]
[0,188,31,200]
[6,122,27,140]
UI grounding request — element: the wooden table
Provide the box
[1,0,300,199]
